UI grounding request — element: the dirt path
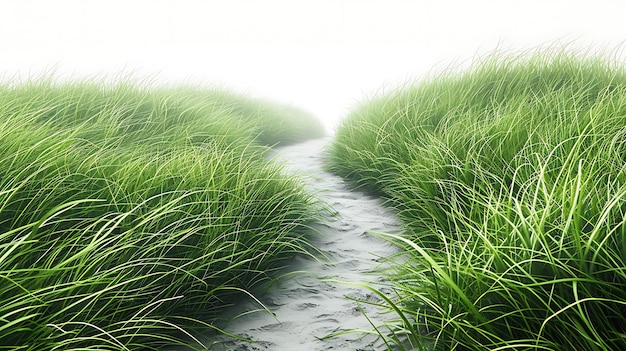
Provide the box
[212,137,403,350]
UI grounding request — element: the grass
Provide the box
[0,77,325,350]
[327,48,626,350]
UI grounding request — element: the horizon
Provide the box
[2,0,626,132]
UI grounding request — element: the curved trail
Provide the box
[213,137,403,350]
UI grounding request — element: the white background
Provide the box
[1,0,625,132]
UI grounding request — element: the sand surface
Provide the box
[210,137,404,350]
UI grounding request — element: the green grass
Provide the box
[0,77,325,350]
[327,48,626,350]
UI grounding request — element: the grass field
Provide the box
[0,77,325,350]
[327,49,626,350]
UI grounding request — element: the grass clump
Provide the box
[0,77,325,350]
[327,48,626,350]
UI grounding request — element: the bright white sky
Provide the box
[1,0,625,132]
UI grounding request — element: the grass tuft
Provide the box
[327,47,626,350]
[0,76,325,350]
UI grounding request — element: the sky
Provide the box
[1,0,626,132]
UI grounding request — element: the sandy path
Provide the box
[211,137,403,350]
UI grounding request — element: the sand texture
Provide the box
[211,137,403,350]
